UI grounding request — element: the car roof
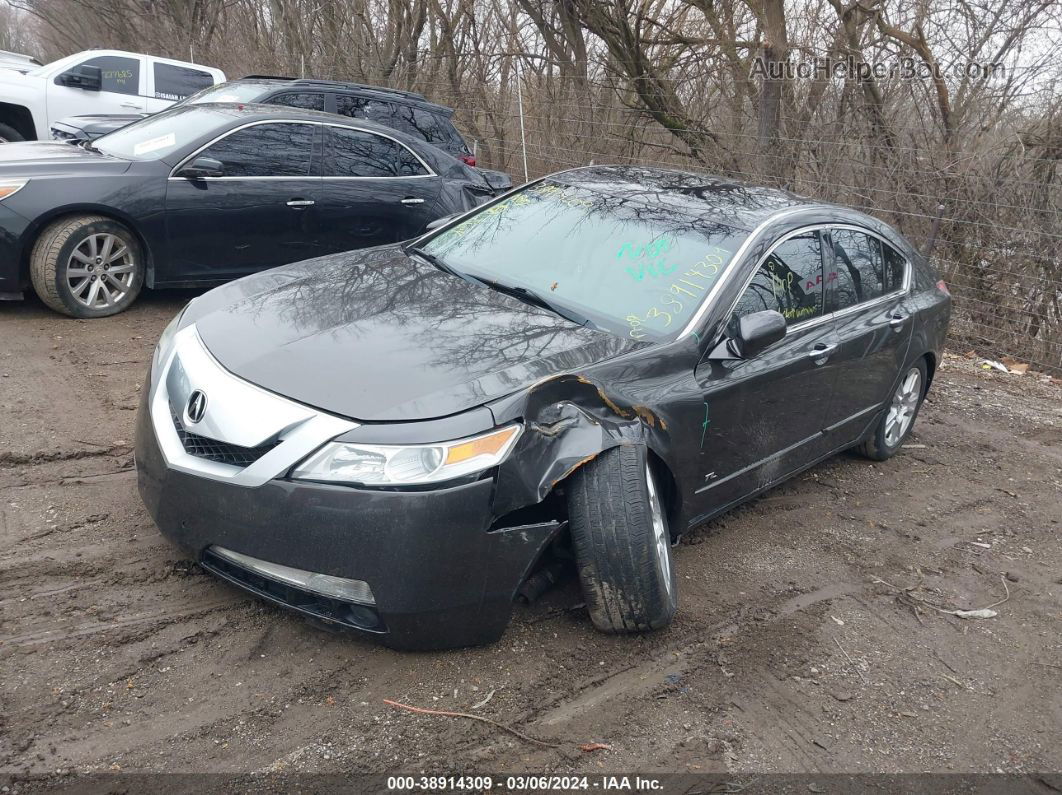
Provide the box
[227,76,454,115]
[548,165,840,232]
[188,102,460,165]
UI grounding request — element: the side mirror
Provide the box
[425,213,459,231]
[730,310,787,358]
[176,157,224,179]
[58,64,102,91]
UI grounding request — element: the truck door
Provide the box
[47,54,147,123]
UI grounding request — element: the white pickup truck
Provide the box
[0,49,225,142]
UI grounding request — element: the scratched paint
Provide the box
[700,402,711,449]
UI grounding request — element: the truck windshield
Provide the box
[91,104,239,161]
[423,180,745,342]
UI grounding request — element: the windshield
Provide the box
[92,104,239,161]
[423,180,746,342]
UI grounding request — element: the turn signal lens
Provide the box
[936,279,950,296]
[444,425,520,466]
[0,179,28,200]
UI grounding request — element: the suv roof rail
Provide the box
[241,74,297,81]
[288,78,428,101]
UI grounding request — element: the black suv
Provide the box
[51,77,478,165]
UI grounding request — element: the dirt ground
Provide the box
[1,289,1060,782]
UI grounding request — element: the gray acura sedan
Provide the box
[135,166,951,650]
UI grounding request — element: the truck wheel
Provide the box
[859,358,928,461]
[0,122,25,142]
[567,445,678,633]
[30,215,144,318]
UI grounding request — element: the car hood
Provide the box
[191,246,639,422]
[53,114,144,137]
[0,142,133,176]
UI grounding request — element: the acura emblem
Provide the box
[186,390,208,424]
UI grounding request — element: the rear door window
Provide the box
[829,229,886,310]
[198,122,316,177]
[731,232,826,326]
[335,95,393,125]
[153,63,214,101]
[267,92,326,111]
[882,242,908,292]
[325,127,427,177]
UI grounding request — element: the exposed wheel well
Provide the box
[922,351,937,395]
[0,103,36,140]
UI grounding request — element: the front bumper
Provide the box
[135,328,559,650]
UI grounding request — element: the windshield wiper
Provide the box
[404,244,484,286]
[482,280,600,330]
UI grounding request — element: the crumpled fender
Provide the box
[490,373,678,524]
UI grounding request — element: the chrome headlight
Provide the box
[291,425,522,486]
[153,306,187,368]
[0,179,28,201]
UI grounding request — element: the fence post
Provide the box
[516,63,529,184]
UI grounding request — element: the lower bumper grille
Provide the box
[171,407,279,467]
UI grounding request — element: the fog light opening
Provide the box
[210,546,375,605]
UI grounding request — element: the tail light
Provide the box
[936,279,950,296]
[461,154,477,167]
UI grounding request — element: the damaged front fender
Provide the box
[489,373,679,524]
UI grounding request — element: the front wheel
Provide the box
[567,445,678,633]
[30,215,144,318]
[859,359,927,460]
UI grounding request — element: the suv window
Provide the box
[731,232,825,326]
[326,127,427,177]
[153,63,213,101]
[66,55,140,96]
[883,242,908,292]
[199,122,316,177]
[267,92,325,112]
[389,105,462,149]
[829,229,885,310]
[335,95,393,125]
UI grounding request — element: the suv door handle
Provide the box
[889,312,909,330]
[807,343,837,363]
[120,102,143,110]
[400,197,425,205]
[287,199,315,208]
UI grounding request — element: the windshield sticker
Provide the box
[132,132,176,156]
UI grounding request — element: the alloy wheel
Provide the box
[66,232,136,310]
[645,462,673,597]
[884,366,922,447]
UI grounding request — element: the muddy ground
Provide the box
[1,290,1060,782]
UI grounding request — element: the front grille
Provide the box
[171,407,279,467]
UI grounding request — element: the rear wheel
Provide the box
[0,122,25,142]
[859,359,927,460]
[30,215,144,318]
[567,445,677,633]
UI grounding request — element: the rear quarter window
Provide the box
[153,63,214,101]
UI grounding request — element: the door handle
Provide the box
[400,197,425,205]
[807,343,837,363]
[120,102,142,110]
[889,312,909,330]
[286,199,315,208]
